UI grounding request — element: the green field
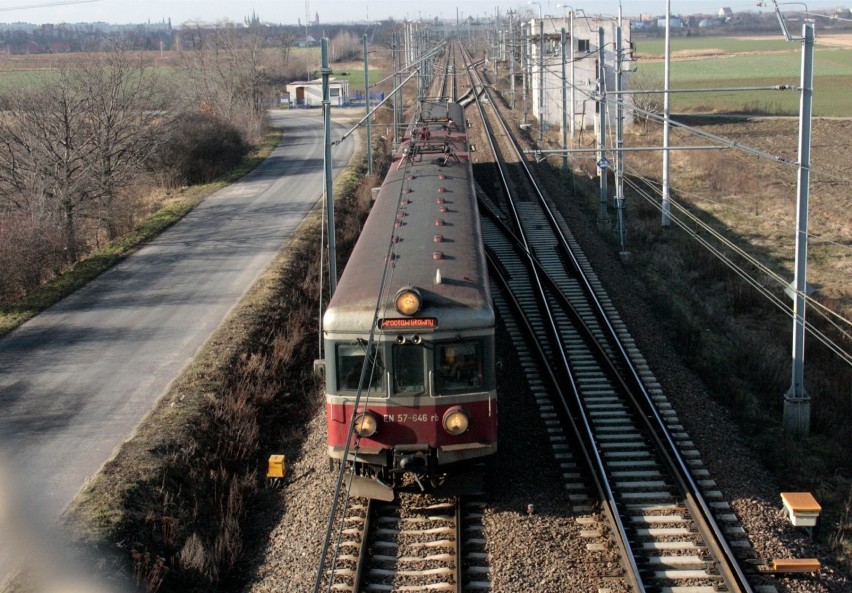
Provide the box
[636,36,795,56]
[0,69,58,90]
[634,37,852,115]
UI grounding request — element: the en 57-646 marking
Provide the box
[383,413,438,423]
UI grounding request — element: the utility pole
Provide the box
[321,37,337,296]
[569,10,575,139]
[392,31,399,152]
[363,34,373,175]
[615,22,626,249]
[522,25,529,127]
[597,26,609,225]
[539,17,545,141]
[661,0,672,226]
[784,23,815,437]
[561,27,568,172]
[510,10,516,109]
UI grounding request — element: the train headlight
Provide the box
[442,407,469,436]
[395,287,422,316]
[353,412,378,437]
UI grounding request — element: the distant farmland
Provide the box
[634,34,852,116]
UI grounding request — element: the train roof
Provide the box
[324,101,493,335]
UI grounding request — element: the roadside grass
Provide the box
[0,126,282,338]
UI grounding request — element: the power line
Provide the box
[0,0,100,13]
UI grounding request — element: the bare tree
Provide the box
[178,23,269,145]
[629,70,664,133]
[0,48,169,262]
[331,31,361,62]
[0,70,96,262]
[77,45,170,238]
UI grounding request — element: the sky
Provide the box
[0,0,848,26]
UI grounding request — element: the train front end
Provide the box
[319,102,496,499]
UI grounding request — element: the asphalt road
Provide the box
[0,110,355,522]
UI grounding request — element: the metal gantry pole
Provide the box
[392,32,399,152]
[539,17,545,141]
[363,34,372,175]
[661,0,672,226]
[321,38,337,296]
[615,23,625,248]
[523,25,529,126]
[561,27,568,172]
[570,11,575,139]
[783,23,815,437]
[597,26,609,224]
[510,11,516,109]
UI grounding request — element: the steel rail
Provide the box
[462,39,754,593]
[459,41,645,593]
[351,499,376,593]
[474,45,753,593]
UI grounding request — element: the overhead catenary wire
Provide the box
[620,167,852,368]
[542,39,852,359]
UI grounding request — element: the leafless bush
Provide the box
[178,23,270,145]
[331,31,362,62]
[629,70,664,132]
[132,550,167,592]
[0,211,66,304]
[151,113,248,187]
[177,533,207,575]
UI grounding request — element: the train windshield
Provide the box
[434,340,484,394]
[393,344,425,394]
[337,343,385,395]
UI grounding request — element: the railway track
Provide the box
[324,495,490,593]
[459,41,762,593]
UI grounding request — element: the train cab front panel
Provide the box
[325,330,498,473]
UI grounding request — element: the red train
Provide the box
[316,100,497,499]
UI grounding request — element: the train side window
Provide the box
[434,340,484,394]
[392,344,425,394]
[337,343,384,394]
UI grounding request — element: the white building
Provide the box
[526,15,633,133]
[285,78,350,108]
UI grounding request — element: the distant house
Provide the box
[286,78,350,108]
[296,35,318,48]
[657,17,682,29]
[719,7,733,20]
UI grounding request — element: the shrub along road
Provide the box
[0,110,354,523]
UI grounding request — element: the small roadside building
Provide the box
[285,77,350,108]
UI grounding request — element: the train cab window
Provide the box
[392,344,425,394]
[337,343,384,394]
[435,340,484,394]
